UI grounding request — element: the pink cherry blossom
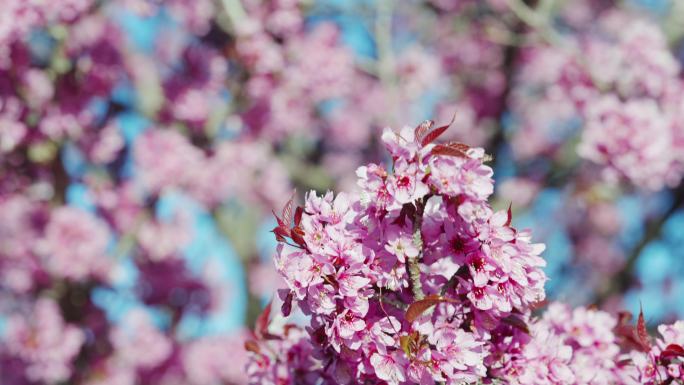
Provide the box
[40,206,112,281]
[3,298,85,383]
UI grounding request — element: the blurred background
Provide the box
[1,0,684,383]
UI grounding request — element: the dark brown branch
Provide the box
[485,1,537,155]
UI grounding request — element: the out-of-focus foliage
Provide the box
[0,0,683,384]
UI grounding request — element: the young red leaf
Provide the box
[420,114,456,147]
[615,324,643,351]
[272,210,286,229]
[283,323,298,337]
[420,126,446,148]
[294,206,304,227]
[437,141,468,151]
[449,142,470,152]
[271,226,290,242]
[636,305,651,351]
[255,300,273,339]
[290,226,306,247]
[661,344,684,360]
[280,192,295,228]
[617,311,633,324]
[431,142,471,158]
[431,146,467,158]
[505,202,513,227]
[405,295,456,323]
[414,120,435,144]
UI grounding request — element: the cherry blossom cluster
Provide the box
[134,129,290,209]
[0,1,253,384]
[511,9,684,190]
[0,187,253,385]
[628,320,684,384]
[502,2,684,305]
[500,302,622,384]
[249,121,548,384]
[3,0,684,383]
[249,121,684,384]
[501,302,684,385]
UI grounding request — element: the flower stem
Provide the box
[409,199,426,300]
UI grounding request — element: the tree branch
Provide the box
[595,185,684,304]
[486,1,537,155]
[375,0,398,126]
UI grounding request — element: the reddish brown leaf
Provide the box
[636,305,651,351]
[291,226,306,247]
[272,210,286,229]
[505,202,513,227]
[414,120,435,144]
[255,300,272,338]
[431,146,467,158]
[283,323,297,337]
[420,125,448,148]
[272,226,290,242]
[405,295,456,323]
[444,141,470,152]
[244,340,261,354]
[615,324,643,351]
[661,344,684,359]
[617,311,633,324]
[431,142,471,159]
[280,192,295,228]
[294,206,304,227]
[420,114,456,147]
[262,332,282,340]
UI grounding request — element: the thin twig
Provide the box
[372,290,408,311]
